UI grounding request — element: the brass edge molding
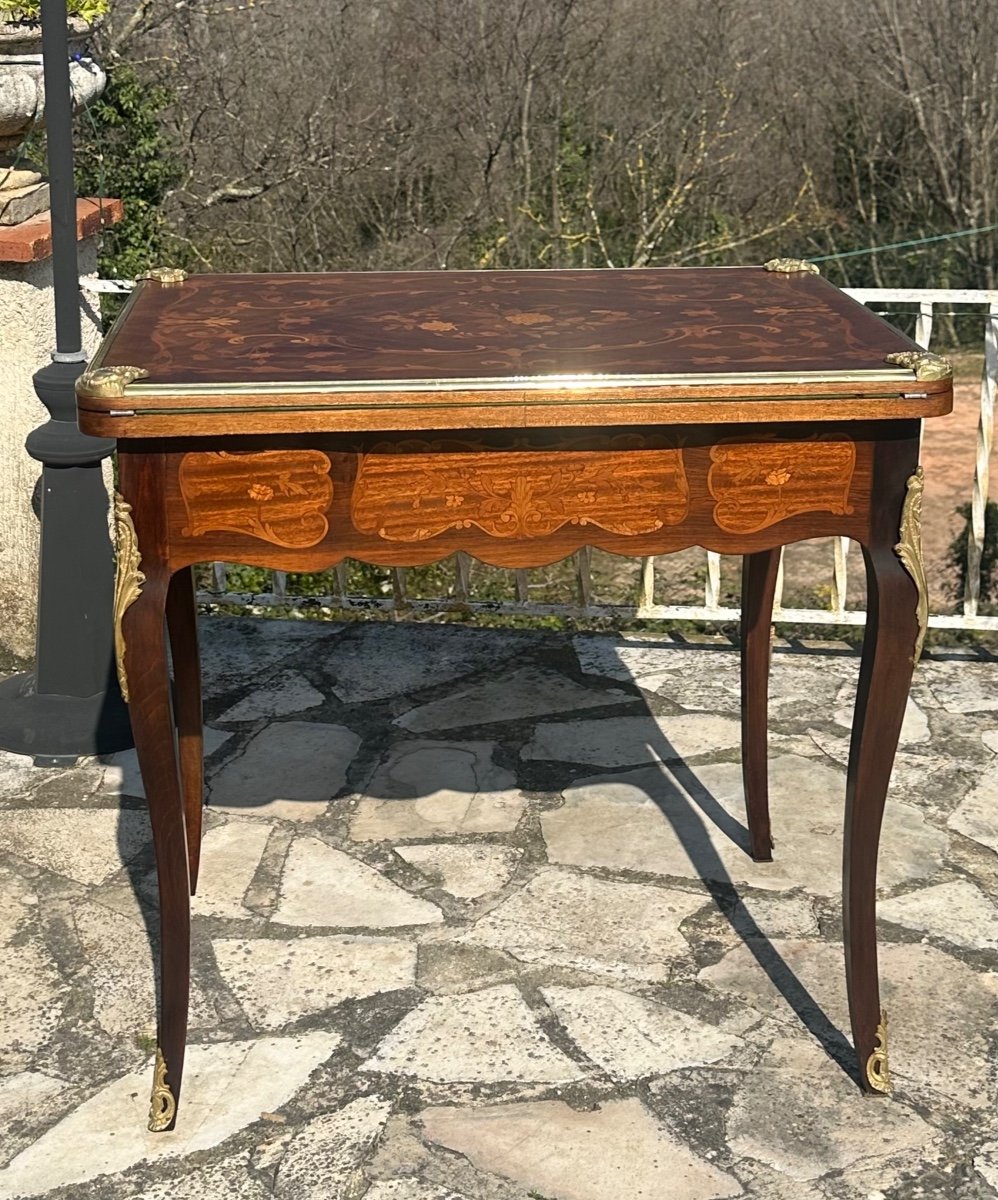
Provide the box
[894,466,928,665]
[865,1010,892,1095]
[763,258,820,275]
[113,492,145,703]
[148,1048,177,1132]
[884,350,953,381]
[77,365,150,401]
[137,267,188,285]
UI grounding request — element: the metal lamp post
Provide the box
[0,0,132,761]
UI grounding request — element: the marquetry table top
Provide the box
[75,267,953,437]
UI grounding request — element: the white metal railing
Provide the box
[93,278,997,632]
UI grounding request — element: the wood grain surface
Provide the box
[350,438,689,541]
[95,268,922,385]
[148,423,885,570]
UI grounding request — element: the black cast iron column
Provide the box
[0,0,132,761]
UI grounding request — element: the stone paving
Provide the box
[0,617,997,1199]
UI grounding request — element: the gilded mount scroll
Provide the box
[148,1047,177,1132]
[137,267,188,285]
[113,492,145,704]
[76,365,149,401]
[763,258,820,275]
[894,466,928,664]
[884,351,952,381]
[865,1010,892,1095]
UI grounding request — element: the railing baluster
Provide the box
[773,547,786,617]
[391,568,408,610]
[335,562,349,603]
[705,551,721,612]
[965,302,998,617]
[272,570,287,600]
[831,537,849,614]
[638,555,655,611]
[455,551,472,601]
[915,300,934,349]
[514,569,530,603]
[576,547,593,609]
[212,561,227,593]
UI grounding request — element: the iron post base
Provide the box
[0,671,132,764]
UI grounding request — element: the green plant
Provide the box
[0,0,108,22]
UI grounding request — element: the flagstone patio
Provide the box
[0,617,997,1200]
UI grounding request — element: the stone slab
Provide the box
[217,670,325,722]
[275,836,443,928]
[726,1037,939,1181]
[214,934,417,1030]
[924,660,998,714]
[949,765,998,855]
[198,617,344,699]
[700,939,998,1107]
[975,1142,998,1191]
[365,1183,470,1200]
[99,726,232,800]
[0,197,121,263]
[73,900,215,1038]
[0,1072,67,1171]
[362,984,585,1083]
[572,633,679,684]
[834,687,930,745]
[454,868,702,982]
[540,755,946,896]
[275,1094,393,1198]
[395,665,634,733]
[193,820,273,920]
[0,807,151,886]
[394,844,522,899]
[421,1097,742,1200]
[133,1153,271,1200]
[541,985,742,1080]
[351,742,525,841]
[328,624,529,703]
[210,722,362,821]
[0,1032,341,1198]
[879,879,998,950]
[0,182,50,226]
[726,894,820,940]
[522,713,742,767]
[0,939,65,1067]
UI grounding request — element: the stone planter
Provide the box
[0,15,105,223]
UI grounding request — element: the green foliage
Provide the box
[73,61,184,285]
[0,0,108,22]
[947,500,998,607]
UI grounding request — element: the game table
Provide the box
[76,263,952,1130]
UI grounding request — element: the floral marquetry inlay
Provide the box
[708,439,856,534]
[351,440,690,542]
[179,451,333,548]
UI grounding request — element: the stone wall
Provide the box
[0,238,103,662]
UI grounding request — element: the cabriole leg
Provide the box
[166,567,204,895]
[845,450,924,1095]
[740,548,780,862]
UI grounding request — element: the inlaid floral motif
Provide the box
[351,439,689,542]
[179,451,333,548]
[709,440,856,533]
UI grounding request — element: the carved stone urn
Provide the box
[0,15,105,223]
